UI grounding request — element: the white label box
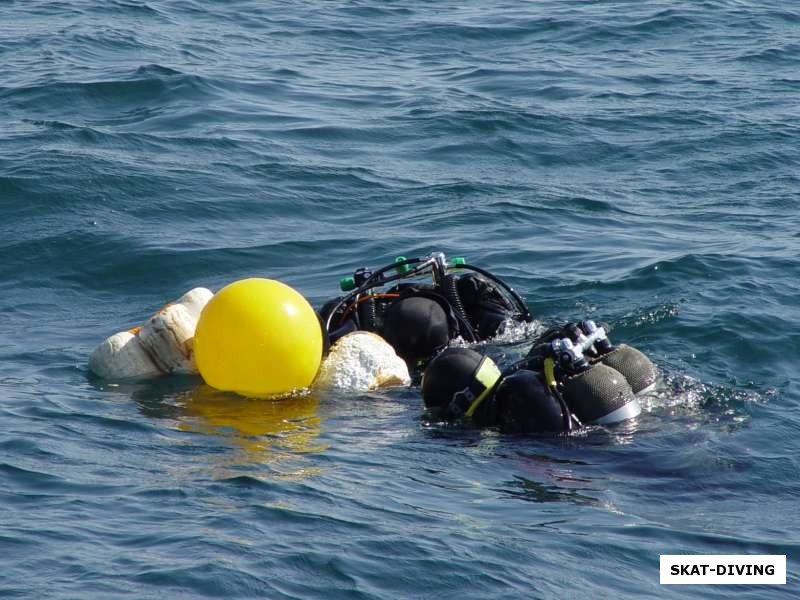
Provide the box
[660,555,786,585]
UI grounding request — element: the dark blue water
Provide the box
[2,1,799,597]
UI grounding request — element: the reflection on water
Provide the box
[176,384,327,461]
[499,452,603,507]
[504,475,601,507]
[106,377,328,477]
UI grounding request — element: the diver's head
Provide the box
[381,296,453,363]
[421,348,501,420]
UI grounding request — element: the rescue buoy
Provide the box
[193,278,322,397]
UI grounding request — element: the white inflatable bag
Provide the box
[89,287,213,380]
[314,331,411,393]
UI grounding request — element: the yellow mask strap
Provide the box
[464,357,502,418]
[543,357,557,389]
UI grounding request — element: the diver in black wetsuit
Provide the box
[319,252,532,367]
[421,320,658,434]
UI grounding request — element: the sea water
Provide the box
[1,1,798,597]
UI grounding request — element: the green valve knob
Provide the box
[395,256,410,274]
[339,276,356,292]
[452,257,466,266]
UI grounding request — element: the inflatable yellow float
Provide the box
[89,278,409,397]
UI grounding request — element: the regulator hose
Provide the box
[357,294,378,331]
[442,274,478,342]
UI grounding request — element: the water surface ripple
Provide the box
[1,1,799,598]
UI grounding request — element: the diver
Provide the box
[421,320,658,433]
[319,252,533,367]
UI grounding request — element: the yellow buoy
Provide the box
[194,278,322,397]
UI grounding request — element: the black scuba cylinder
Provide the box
[315,310,332,357]
[578,321,657,395]
[593,344,657,395]
[560,362,640,425]
[454,274,516,340]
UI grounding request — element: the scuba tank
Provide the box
[549,336,640,425]
[522,320,658,425]
[578,320,658,395]
[381,292,460,363]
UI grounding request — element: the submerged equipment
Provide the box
[89,252,657,437]
[321,252,532,364]
[194,278,323,397]
[596,343,656,394]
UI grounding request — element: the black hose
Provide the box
[357,295,377,331]
[554,388,573,433]
[442,274,477,342]
[500,356,538,378]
